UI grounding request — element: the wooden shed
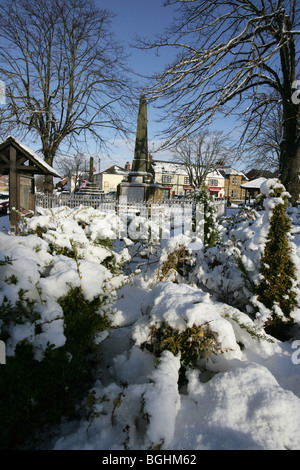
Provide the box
[0,136,60,230]
[240,177,267,204]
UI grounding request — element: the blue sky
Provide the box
[95,0,239,171]
[97,0,175,78]
[94,0,178,169]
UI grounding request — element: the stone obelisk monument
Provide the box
[77,156,103,196]
[118,94,162,202]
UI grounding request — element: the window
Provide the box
[232,177,238,185]
[162,175,172,184]
[209,179,219,186]
[184,177,190,185]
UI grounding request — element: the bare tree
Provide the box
[139,0,300,204]
[241,93,282,173]
[0,0,134,192]
[173,130,229,189]
[55,152,90,192]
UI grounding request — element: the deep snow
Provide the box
[1,186,300,450]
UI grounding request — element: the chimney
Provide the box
[125,161,130,170]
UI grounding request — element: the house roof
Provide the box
[151,160,187,175]
[0,135,61,177]
[219,167,248,179]
[241,177,267,189]
[101,165,128,175]
[151,160,225,179]
[246,168,278,180]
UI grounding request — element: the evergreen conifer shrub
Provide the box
[192,188,219,248]
[254,180,298,338]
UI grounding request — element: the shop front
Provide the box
[162,185,174,199]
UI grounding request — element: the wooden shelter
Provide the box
[0,136,60,230]
[240,177,267,204]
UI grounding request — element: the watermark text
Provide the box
[292,340,300,365]
[0,340,6,364]
[0,80,5,104]
[292,80,300,105]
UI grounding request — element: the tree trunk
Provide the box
[42,148,56,193]
[279,98,300,206]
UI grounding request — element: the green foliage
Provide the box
[93,237,114,249]
[255,193,298,337]
[235,182,299,339]
[192,187,219,248]
[145,321,221,383]
[30,225,47,238]
[58,287,110,370]
[0,290,39,337]
[0,341,76,449]
[0,255,14,266]
[156,245,194,282]
[0,286,111,449]
[48,243,77,258]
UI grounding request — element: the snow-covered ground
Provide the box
[1,185,300,450]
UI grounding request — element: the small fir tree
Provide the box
[255,181,298,337]
[192,187,219,248]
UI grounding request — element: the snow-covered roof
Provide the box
[0,135,61,177]
[241,177,266,189]
[220,167,248,179]
[102,165,129,175]
[151,160,225,179]
[151,160,187,175]
[207,169,224,179]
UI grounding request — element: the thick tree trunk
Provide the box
[279,141,300,206]
[42,148,56,193]
[279,99,300,206]
[43,173,54,194]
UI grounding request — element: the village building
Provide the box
[94,163,130,195]
[150,160,225,199]
[218,167,248,202]
[55,156,250,202]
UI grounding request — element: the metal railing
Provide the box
[35,193,227,218]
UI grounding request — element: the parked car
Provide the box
[106,191,117,199]
[0,192,9,214]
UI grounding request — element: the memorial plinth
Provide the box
[117,95,162,203]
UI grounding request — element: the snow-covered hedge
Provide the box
[1,185,300,450]
[194,180,300,334]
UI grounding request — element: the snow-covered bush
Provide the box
[250,179,300,337]
[155,234,196,283]
[193,209,259,310]
[0,210,126,449]
[194,180,300,339]
[132,282,261,379]
[191,188,220,248]
[2,195,300,450]
[23,206,130,270]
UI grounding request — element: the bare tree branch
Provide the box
[173,130,234,189]
[136,0,300,202]
[0,0,135,192]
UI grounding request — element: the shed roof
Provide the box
[0,135,61,177]
[241,177,267,189]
